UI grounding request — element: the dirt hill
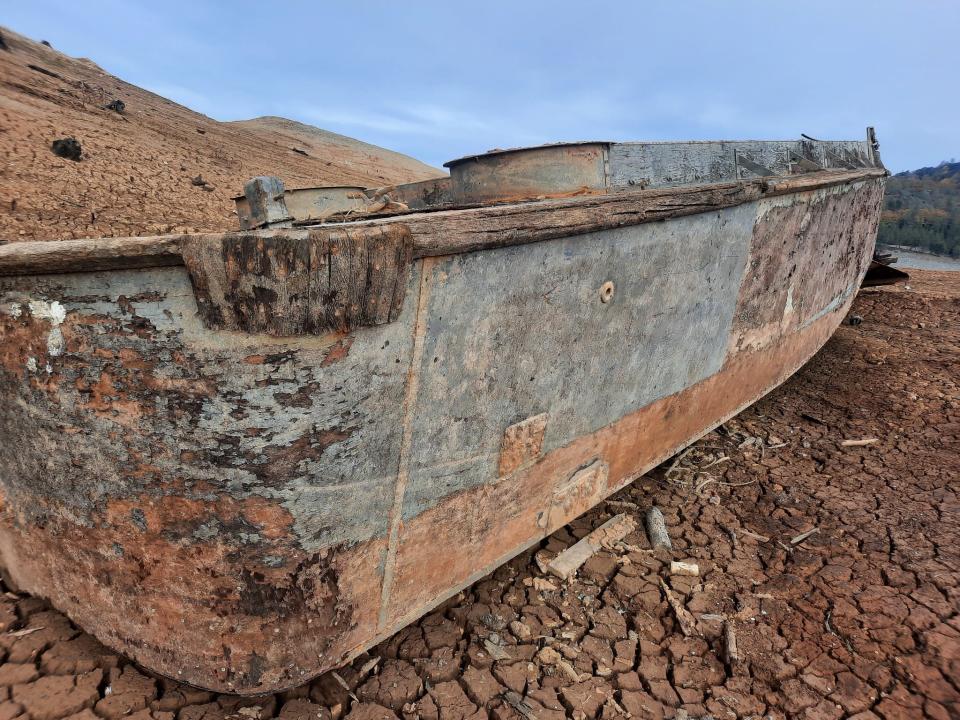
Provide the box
[0,27,442,243]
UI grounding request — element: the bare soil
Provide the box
[0,28,441,243]
[0,271,956,719]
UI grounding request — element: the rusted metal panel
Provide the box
[446,142,610,204]
[369,177,452,210]
[0,159,885,695]
[241,176,292,229]
[283,186,369,222]
[608,138,877,188]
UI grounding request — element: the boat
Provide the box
[0,130,886,694]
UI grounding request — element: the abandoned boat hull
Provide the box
[0,169,883,694]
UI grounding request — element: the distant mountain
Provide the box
[0,27,442,242]
[878,160,960,257]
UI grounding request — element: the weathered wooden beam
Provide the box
[0,234,186,275]
[179,225,412,335]
[0,168,886,277]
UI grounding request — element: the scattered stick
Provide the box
[720,523,739,550]
[645,506,672,551]
[724,622,739,665]
[790,527,820,545]
[800,412,827,425]
[547,514,636,580]
[330,671,359,703]
[358,656,380,678]
[740,528,770,543]
[840,438,878,447]
[658,578,700,637]
[6,627,43,638]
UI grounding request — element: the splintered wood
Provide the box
[547,514,636,580]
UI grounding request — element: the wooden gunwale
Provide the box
[0,168,885,277]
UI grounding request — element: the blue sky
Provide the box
[5,1,958,172]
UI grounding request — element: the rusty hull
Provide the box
[0,175,883,694]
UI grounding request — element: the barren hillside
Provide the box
[0,28,442,242]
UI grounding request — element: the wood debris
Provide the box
[740,528,770,542]
[670,560,700,576]
[644,506,672,550]
[330,671,358,703]
[724,621,739,665]
[840,437,878,447]
[658,578,700,637]
[547,514,636,580]
[6,626,43,638]
[790,527,820,545]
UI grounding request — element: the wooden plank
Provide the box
[180,225,412,335]
[0,168,885,278]
[0,235,185,275]
[546,513,636,580]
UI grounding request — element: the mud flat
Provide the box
[1,268,956,719]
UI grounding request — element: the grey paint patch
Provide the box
[399,203,755,519]
[0,264,423,549]
[609,140,874,187]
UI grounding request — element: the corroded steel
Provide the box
[446,142,610,204]
[0,142,884,695]
[283,186,369,222]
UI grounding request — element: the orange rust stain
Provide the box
[74,371,148,427]
[320,336,353,367]
[0,316,50,374]
[498,412,549,476]
[0,487,387,692]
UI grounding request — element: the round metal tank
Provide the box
[444,142,611,204]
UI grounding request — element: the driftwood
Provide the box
[670,561,700,576]
[0,168,885,277]
[840,438,879,447]
[790,527,820,545]
[546,514,636,580]
[645,506,672,550]
[658,577,700,637]
[724,622,739,665]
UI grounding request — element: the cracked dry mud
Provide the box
[0,270,957,720]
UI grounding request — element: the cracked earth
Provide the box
[0,270,957,720]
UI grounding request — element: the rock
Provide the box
[51,138,82,161]
[508,621,531,641]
